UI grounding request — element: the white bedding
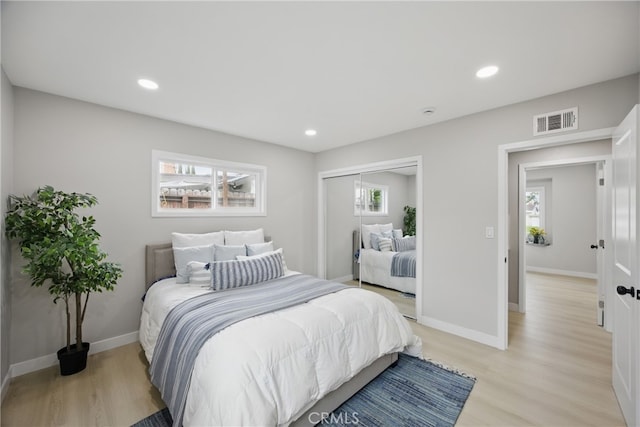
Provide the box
[359,248,416,294]
[139,274,422,426]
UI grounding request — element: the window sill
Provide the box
[525,242,551,247]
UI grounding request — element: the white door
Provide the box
[612,105,639,427]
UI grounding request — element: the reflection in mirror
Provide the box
[358,167,417,318]
[324,174,360,282]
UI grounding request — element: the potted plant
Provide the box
[5,186,123,375]
[527,226,546,244]
[403,205,416,236]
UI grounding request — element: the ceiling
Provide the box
[2,1,639,153]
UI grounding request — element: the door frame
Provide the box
[498,127,615,349]
[318,156,423,320]
[516,156,612,331]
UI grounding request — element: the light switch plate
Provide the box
[485,226,494,239]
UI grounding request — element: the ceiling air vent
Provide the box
[533,107,578,136]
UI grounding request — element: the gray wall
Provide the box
[525,164,598,275]
[10,88,316,365]
[507,140,611,303]
[316,74,638,338]
[1,68,14,385]
[325,171,415,281]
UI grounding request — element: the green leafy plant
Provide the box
[527,226,546,237]
[403,205,416,236]
[5,186,123,353]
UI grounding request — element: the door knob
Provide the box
[616,285,635,296]
[590,244,598,249]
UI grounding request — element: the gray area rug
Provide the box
[132,354,476,427]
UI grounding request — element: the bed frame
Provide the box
[144,243,398,426]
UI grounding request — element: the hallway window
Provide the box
[525,187,545,229]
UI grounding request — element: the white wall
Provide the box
[10,88,316,365]
[316,74,638,344]
[1,68,14,391]
[525,164,598,277]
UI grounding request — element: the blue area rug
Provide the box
[132,354,476,427]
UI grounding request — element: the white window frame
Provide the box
[152,150,266,217]
[354,181,389,216]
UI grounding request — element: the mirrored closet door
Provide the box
[323,165,418,319]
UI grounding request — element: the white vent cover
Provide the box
[533,107,578,136]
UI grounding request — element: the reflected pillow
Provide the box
[393,236,416,252]
[378,237,393,252]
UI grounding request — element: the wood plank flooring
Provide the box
[1,273,626,426]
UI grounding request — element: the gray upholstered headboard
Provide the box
[145,243,175,289]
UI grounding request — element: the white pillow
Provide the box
[361,224,393,250]
[186,261,211,285]
[172,231,224,248]
[378,237,393,252]
[392,229,403,239]
[224,228,265,245]
[213,244,247,261]
[361,224,381,250]
[237,247,288,271]
[247,241,274,256]
[173,245,214,283]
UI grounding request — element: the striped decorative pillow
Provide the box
[393,236,416,252]
[210,251,285,291]
[378,237,393,252]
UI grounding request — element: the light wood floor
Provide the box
[1,273,626,426]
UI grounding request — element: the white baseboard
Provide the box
[508,302,520,312]
[9,330,139,379]
[526,266,597,280]
[418,315,502,350]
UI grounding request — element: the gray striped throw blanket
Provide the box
[391,250,416,278]
[149,274,348,427]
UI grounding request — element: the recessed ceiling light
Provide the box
[305,129,317,137]
[476,65,499,79]
[138,78,159,90]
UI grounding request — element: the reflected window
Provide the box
[354,181,389,216]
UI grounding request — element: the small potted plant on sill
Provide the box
[5,186,123,376]
[527,226,546,244]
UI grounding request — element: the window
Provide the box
[152,150,266,217]
[354,181,388,216]
[525,187,545,229]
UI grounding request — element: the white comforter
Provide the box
[139,274,422,426]
[360,248,416,294]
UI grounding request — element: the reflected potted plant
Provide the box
[527,226,546,244]
[5,186,123,375]
[403,205,416,236]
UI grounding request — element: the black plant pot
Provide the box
[57,342,90,376]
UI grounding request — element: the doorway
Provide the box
[497,127,616,350]
[517,159,610,327]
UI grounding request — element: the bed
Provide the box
[139,233,422,427]
[354,227,417,294]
